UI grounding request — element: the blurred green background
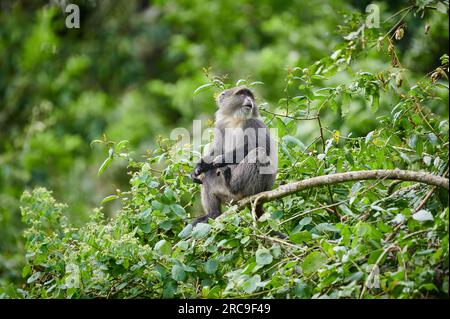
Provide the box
[0,0,448,291]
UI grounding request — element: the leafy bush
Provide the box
[18,122,448,298]
[1,0,449,299]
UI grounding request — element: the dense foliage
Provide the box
[0,0,449,298]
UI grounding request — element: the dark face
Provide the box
[216,86,257,117]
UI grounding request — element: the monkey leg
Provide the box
[193,170,229,224]
[224,147,275,218]
[226,147,273,196]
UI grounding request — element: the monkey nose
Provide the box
[243,98,253,109]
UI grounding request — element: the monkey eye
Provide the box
[235,88,254,99]
[218,91,228,100]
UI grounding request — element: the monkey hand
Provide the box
[191,169,203,184]
[191,173,203,184]
[191,163,207,184]
[191,158,218,184]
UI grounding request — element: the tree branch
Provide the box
[414,167,449,212]
[236,169,449,209]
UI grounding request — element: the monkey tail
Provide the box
[270,230,288,239]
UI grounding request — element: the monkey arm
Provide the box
[191,151,217,184]
[212,142,250,168]
[191,133,269,183]
[194,140,249,172]
[191,144,247,184]
[212,137,271,167]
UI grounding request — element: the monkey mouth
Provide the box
[242,103,253,112]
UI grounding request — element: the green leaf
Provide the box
[427,133,438,146]
[22,265,31,278]
[164,187,176,201]
[436,2,448,13]
[419,283,439,292]
[178,224,193,238]
[116,282,128,291]
[412,210,434,222]
[243,275,261,293]
[206,285,222,298]
[299,216,312,226]
[151,200,164,210]
[256,248,273,266]
[368,249,383,264]
[101,194,118,204]
[314,223,339,234]
[282,135,306,150]
[289,231,312,244]
[191,223,211,239]
[170,204,186,218]
[154,240,172,256]
[329,99,338,114]
[90,139,104,147]
[344,271,364,283]
[159,220,173,231]
[139,223,152,233]
[271,210,284,219]
[341,93,351,116]
[27,271,42,284]
[423,155,432,166]
[194,83,214,95]
[408,134,417,149]
[163,281,177,298]
[370,94,379,113]
[115,140,129,152]
[301,252,327,275]
[294,282,312,298]
[97,157,112,176]
[137,208,152,223]
[365,131,374,144]
[172,264,186,281]
[399,152,412,164]
[351,182,362,196]
[345,150,355,165]
[204,260,218,274]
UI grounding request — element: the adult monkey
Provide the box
[191,86,277,224]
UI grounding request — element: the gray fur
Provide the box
[192,86,277,224]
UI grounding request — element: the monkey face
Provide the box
[216,86,257,118]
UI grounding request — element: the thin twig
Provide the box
[260,108,318,121]
[317,115,341,219]
[360,244,399,299]
[413,100,445,143]
[414,168,449,212]
[255,234,304,251]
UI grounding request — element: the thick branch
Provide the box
[237,170,449,209]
